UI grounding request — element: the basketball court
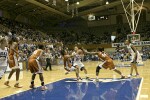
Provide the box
[0,78,143,100]
[0,0,150,100]
[0,60,150,100]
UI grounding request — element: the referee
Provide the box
[45,50,52,71]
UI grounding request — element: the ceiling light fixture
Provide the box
[52,0,56,6]
[65,0,68,1]
[106,1,109,4]
[76,2,79,5]
[45,0,49,2]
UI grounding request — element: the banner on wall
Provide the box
[112,41,150,47]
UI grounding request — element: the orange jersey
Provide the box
[29,49,43,59]
[97,52,111,61]
[9,43,19,58]
[8,43,19,68]
[63,55,72,68]
[98,52,115,70]
[66,59,72,68]
[28,49,43,73]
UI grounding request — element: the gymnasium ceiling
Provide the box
[0,0,150,23]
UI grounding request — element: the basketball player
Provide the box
[4,35,23,88]
[0,36,8,79]
[60,49,81,81]
[84,47,125,81]
[72,46,89,80]
[124,39,141,77]
[28,45,47,90]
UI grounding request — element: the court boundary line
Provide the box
[0,78,65,99]
[136,77,143,100]
[65,78,132,83]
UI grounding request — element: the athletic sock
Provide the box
[31,80,34,84]
[16,81,19,84]
[85,74,88,77]
[96,76,98,79]
[41,81,44,86]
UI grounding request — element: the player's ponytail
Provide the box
[98,47,104,52]
[38,44,44,50]
[60,50,65,56]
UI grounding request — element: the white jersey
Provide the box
[127,43,137,56]
[0,48,8,78]
[126,43,142,63]
[72,52,81,62]
[72,52,84,68]
[0,48,8,67]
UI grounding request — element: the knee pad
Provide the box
[41,81,44,86]
[31,81,34,84]
[96,66,101,73]
[80,67,85,71]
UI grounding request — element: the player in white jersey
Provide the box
[72,46,89,80]
[60,49,81,81]
[0,36,8,79]
[124,40,142,77]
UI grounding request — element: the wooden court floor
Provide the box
[0,60,150,100]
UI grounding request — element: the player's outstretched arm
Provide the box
[85,51,98,55]
[81,47,98,55]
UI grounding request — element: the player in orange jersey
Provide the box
[28,44,47,90]
[4,35,23,88]
[84,47,125,81]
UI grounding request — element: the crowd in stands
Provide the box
[0,17,63,65]
[0,17,58,43]
[0,17,150,67]
[51,30,112,45]
[1,17,150,45]
[50,22,150,45]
